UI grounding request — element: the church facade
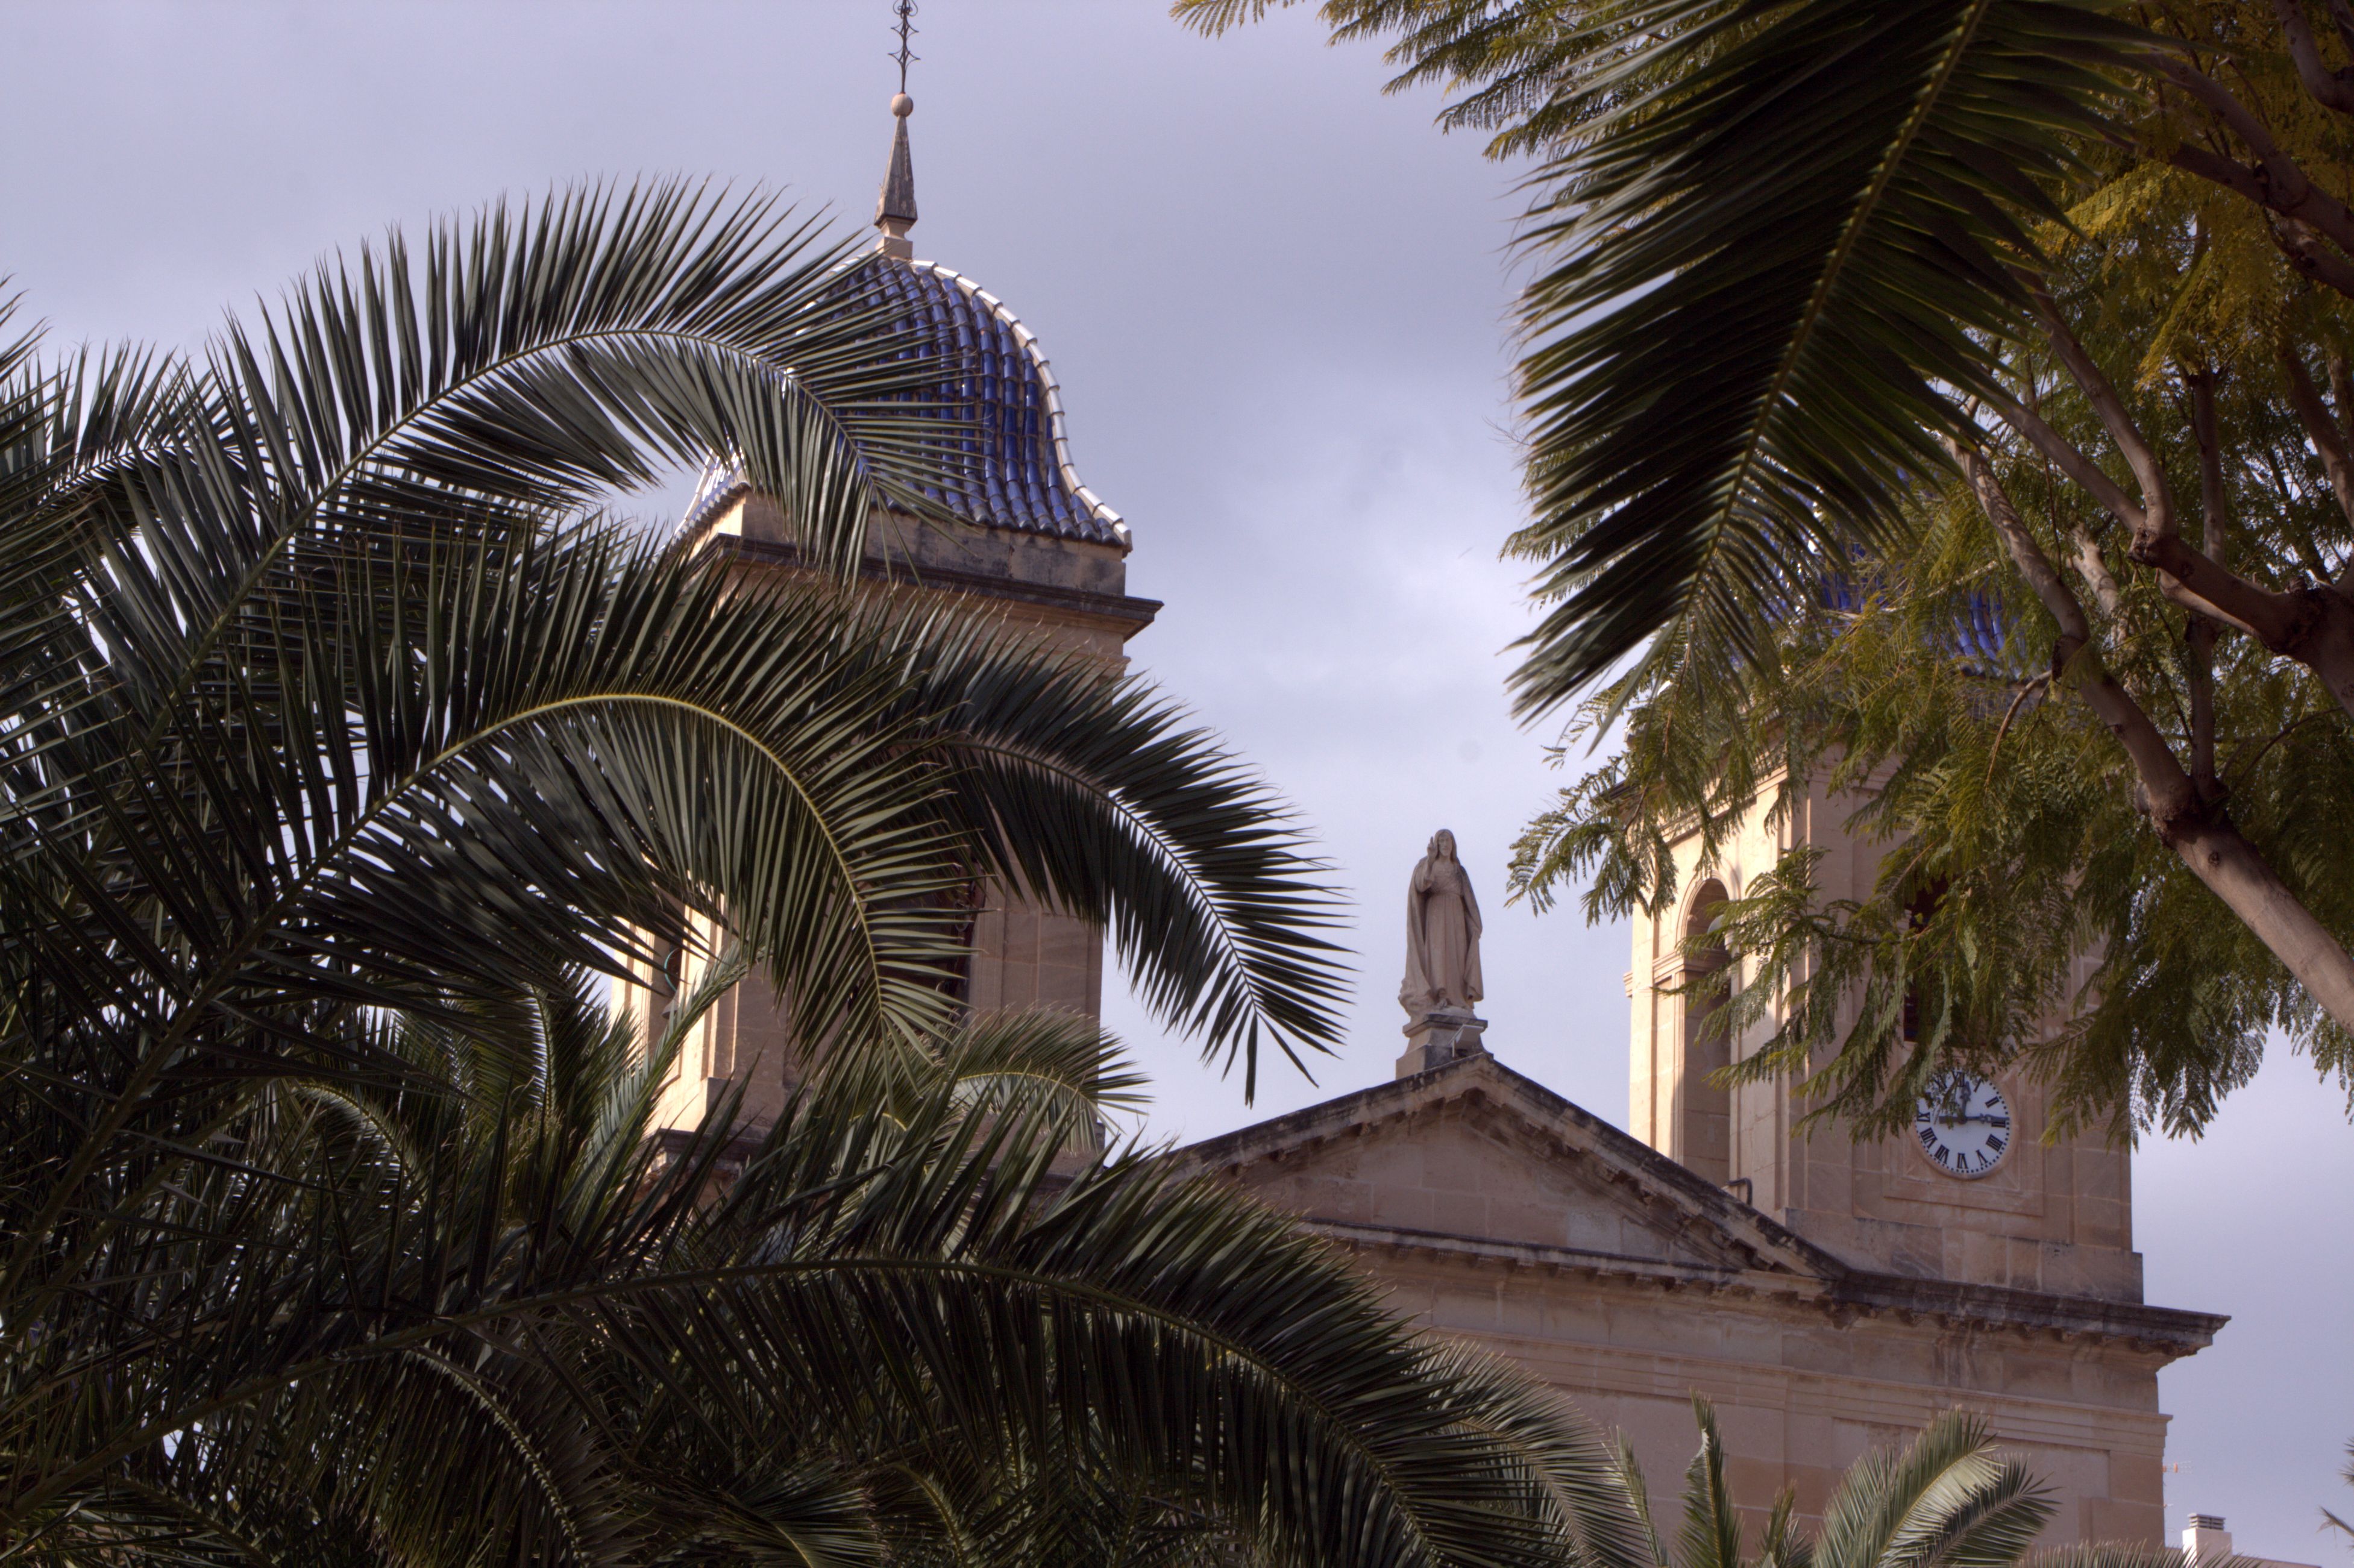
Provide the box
[1180,770,2223,1544]
[1178,1037,2218,1545]
[633,96,2225,1548]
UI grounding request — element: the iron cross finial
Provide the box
[890,1,919,94]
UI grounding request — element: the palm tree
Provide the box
[20,956,1613,1567]
[0,182,1626,1563]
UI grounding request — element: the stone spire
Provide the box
[875,92,918,261]
[874,2,920,260]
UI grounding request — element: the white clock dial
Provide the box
[1913,1073,2012,1179]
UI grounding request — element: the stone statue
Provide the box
[1399,829,1483,1015]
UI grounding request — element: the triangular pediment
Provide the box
[1175,1053,1836,1282]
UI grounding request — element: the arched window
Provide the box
[1900,877,1948,1046]
[1678,880,1733,1184]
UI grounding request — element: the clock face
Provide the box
[1913,1073,2012,1179]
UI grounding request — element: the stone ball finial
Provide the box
[891,92,914,118]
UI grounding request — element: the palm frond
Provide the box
[927,1007,1149,1132]
[902,626,1351,1094]
[1507,0,2155,713]
[2327,1438,2354,1547]
[0,181,1457,1567]
[1757,1487,1816,1568]
[1674,1397,1744,1568]
[1812,1410,2053,1568]
[2032,1547,2269,1568]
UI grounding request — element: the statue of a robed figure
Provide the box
[1396,829,1487,1076]
[1400,828,1483,1012]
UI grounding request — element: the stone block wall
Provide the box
[1349,1250,2173,1547]
[965,889,1104,1019]
[1186,1061,2209,1554]
[1625,770,2147,1302]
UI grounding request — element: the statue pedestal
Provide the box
[1395,1006,1487,1077]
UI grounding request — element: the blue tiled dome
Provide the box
[1821,577,2020,673]
[683,259,1128,550]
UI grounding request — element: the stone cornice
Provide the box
[1302,1217,1794,1294]
[1301,1216,2222,1355]
[1825,1267,2226,1350]
[703,532,1163,633]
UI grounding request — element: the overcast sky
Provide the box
[13,1,2350,1554]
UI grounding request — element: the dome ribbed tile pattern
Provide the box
[683,259,1128,548]
[1820,577,2018,672]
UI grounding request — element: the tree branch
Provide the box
[2159,58,2354,256]
[2280,338,2354,527]
[2280,215,2354,300]
[1989,347,2354,715]
[1953,442,2354,1035]
[2271,0,2354,114]
[1977,386,2141,619]
[2168,145,2354,296]
[2185,367,2227,799]
[2021,276,2177,544]
[2326,349,2354,451]
[1979,387,2145,532]
[2186,366,2232,567]
[2125,533,2354,724]
[2010,283,2347,652]
[1951,437,2090,652]
[2069,518,2130,623]
[2129,531,2314,644]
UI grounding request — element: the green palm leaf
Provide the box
[896,627,1351,1093]
[1674,1397,1744,1568]
[1507,0,2153,712]
[1812,1410,2053,1568]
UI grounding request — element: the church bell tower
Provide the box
[616,77,1160,1134]
[1627,774,2142,1303]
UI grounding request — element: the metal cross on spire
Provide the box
[875,0,921,258]
[889,0,919,93]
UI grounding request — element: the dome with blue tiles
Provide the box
[684,87,1126,553]
[682,256,1127,549]
[856,257,1128,546]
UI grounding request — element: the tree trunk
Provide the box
[2167,810,2354,1028]
[1956,439,2354,1036]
